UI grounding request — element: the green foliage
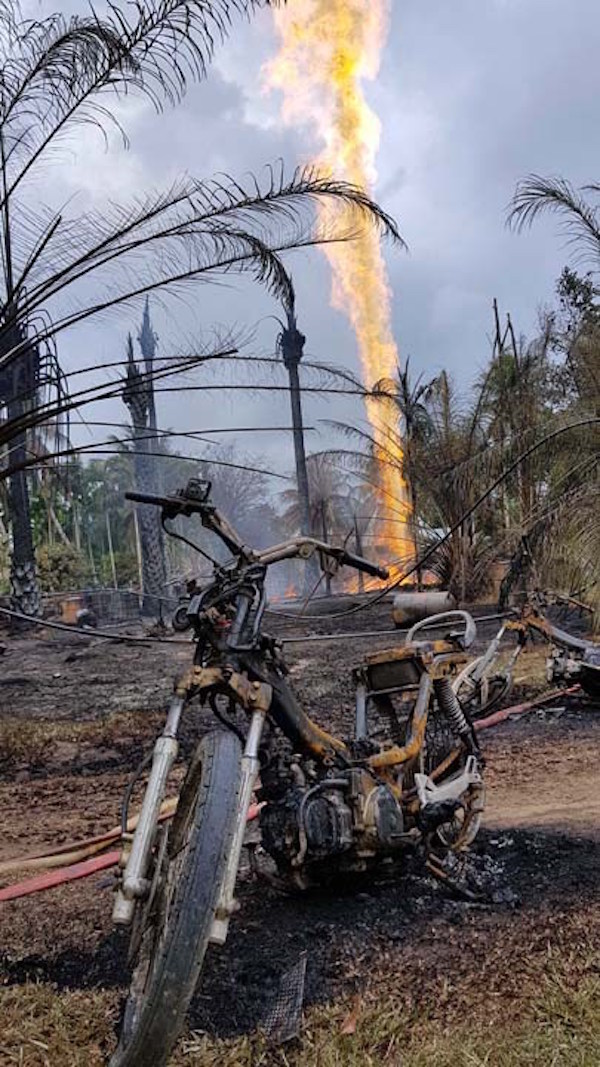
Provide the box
[36,542,87,592]
[96,550,139,589]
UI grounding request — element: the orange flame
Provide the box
[265,0,414,574]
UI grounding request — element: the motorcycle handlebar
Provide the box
[336,549,389,581]
[125,489,208,518]
[125,491,173,508]
[125,491,389,580]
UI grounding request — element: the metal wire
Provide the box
[0,605,191,644]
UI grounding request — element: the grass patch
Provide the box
[182,972,600,1066]
[1,968,599,1067]
[0,985,118,1066]
[0,711,162,768]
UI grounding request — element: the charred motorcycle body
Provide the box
[110,479,485,1067]
[453,591,600,719]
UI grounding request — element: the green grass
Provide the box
[1,968,599,1067]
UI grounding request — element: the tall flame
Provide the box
[265,0,413,570]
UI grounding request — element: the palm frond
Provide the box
[0,2,282,200]
[508,175,600,269]
[0,165,402,370]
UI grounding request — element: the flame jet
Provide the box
[265,0,414,570]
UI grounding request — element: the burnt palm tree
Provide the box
[280,453,348,594]
[122,301,168,614]
[0,0,403,612]
[122,334,167,613]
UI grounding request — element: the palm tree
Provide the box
[0,0,403,613]
[508,176,600,615]
[122,335,167,613]
[280,453,349,594]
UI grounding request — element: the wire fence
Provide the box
[0,587,181,628]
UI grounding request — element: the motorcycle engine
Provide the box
[260,785,353,869]
[258,733,405,876]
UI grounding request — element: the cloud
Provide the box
[21,0,600,480]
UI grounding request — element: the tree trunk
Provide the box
[2,310,41,622]
[7,414,40,621]
[281,309,318,592]
[320,501,331,596]
[122,334,167,618]
[133,444,167,617]
[354,515,365,594]
[6,383,40,621]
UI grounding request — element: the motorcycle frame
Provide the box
[452,594,595,712]
[114,488,481,933]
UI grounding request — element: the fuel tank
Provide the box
[392,590,456,627]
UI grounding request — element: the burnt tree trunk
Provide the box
[122,334,166,617]
[280,304,319,592]
[7,404,40,618]
[1,324,41,622]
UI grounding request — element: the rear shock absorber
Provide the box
[434,676,481,758]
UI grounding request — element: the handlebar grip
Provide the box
[125,491,171,507]
[339,550,389,580]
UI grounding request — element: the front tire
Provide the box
[111,730,242,1067]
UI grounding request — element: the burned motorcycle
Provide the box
[453,591,600,718]
[110,479,485,1067]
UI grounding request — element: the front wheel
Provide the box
[111,730,242,1067]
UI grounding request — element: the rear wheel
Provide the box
[419,704,485,850]
[110,730,242,1067]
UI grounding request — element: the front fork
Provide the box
[113,693,185,926]
[209,709,264,945]
[112,691,265,948]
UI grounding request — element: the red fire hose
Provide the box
[0,802,263,903]
[0,850,120,902]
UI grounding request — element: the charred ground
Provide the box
[0,603,599,1065]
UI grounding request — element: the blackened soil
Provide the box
[1,828,599,1039]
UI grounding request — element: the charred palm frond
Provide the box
[0,169,401,370]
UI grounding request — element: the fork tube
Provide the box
[209,709,265,945]
[113,694,185,926]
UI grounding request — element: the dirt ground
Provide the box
[0,602,599,1065]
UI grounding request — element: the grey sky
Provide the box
[44,0,600,478]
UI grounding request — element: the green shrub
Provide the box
[36,542,88,592]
